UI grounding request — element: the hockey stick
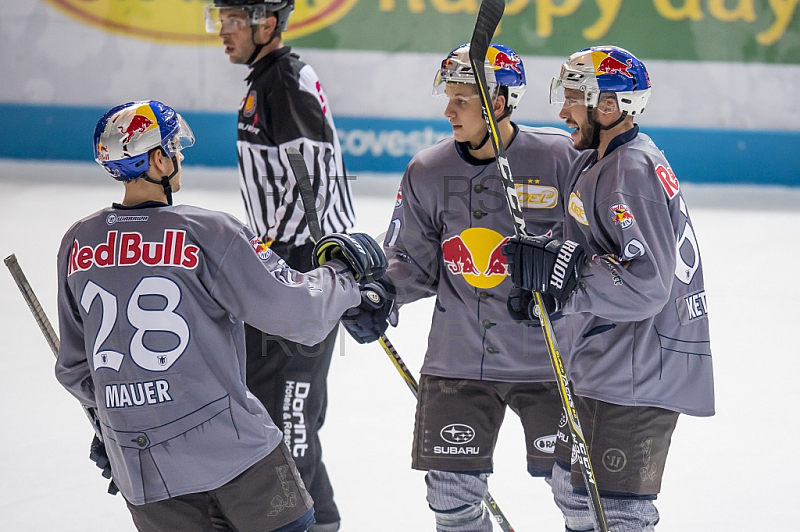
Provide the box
[285,148,516,532]
[469,1,608,530]
[4,253,102,438]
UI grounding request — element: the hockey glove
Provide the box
[313,233,387,282]
[342,278,396,344]
[89,435,119,495]
[503,235,585,305]
[506,286,557,326]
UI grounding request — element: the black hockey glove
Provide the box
[503,235,585,305]
[313,233,387,282]
[342,278,396,344]
[506,286,557,326]
[89,435,119,496]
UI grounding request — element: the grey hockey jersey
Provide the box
[55,202,360,505]
[385,125,579,381]
[562,128,715,416]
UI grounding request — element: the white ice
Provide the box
[1,159,798,531]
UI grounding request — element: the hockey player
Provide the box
[341,44,579,531]
[504,46,715,530]
[55,101,386,532]
[204,2,355,529]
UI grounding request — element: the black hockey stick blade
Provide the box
[468,0,526,236]
[5,253,102,438]
[286,147,323,243]
[467,1,607,529]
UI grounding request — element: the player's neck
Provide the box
[122,178,168,206]
[597,122,634,160]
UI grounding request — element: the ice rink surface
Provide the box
[1,159,798,531]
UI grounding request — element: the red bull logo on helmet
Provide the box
[591,51,634,79]
[118,104,158,144]
[487,46,522,74]
[442,228,510,289]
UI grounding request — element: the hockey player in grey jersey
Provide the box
[55,101,386,532]
[341,44,579,531]
[505,47,715,531]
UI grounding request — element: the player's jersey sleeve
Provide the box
[567,155,677,322]
[207,222,360,344]
[383,158,441,306]
[55,221,97,408]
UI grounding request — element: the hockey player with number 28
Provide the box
[504,47,715,531]
[54,101,386,532]
[341,44,579,531]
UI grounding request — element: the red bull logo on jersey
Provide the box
[655,164,680,200]
[118,109,156,145]
[68,230,199,276]
[487,46,522,74]
[249,236,272,261]
[395,187,403,208]
[442,228,510,289]
[610,203,636,229]
[592,51,634,78]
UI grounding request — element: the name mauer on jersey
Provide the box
[68,229,199,276]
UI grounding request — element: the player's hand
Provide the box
[89,435,119,495]
[313,233,387,282]
[506,286,558,326]
[342,278,396,344]
[503,235,585,305]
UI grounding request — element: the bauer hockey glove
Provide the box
[89,435,119,495]
[503,235,586,306]
[342,278,396,344]
[313,233,387,282]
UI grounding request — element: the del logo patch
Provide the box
[568,192,588,225]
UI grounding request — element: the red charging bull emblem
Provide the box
[442,228,510,289]
[610,203,636,229]
[249,236,272,260]
[488,47,522,74]
[119,114,155,144]
[593,51,634,79]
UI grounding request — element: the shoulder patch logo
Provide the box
[655,164,680,200]
[568,192,588,225]
[249,236,272,261]
[243,91,257,118]
[610,203,635,229]
[395,187,403,208]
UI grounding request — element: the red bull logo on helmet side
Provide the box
[487,46,522,74]
[442,228,510,289]
[119,114,155,144]
[592,51,634,79]
[610,203,636,229]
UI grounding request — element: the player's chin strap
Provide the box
[587,106,628,150]
[143,155,179,206]
[471,107,512,151]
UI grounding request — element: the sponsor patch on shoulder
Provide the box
[395,187,403,208]
[655,164,680,199]
[568,192,588,225]
[610,203,635,229]
[249,236,272,261]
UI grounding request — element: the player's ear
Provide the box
[492,92,507,116]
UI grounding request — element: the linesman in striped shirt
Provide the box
[206,2,355,530]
